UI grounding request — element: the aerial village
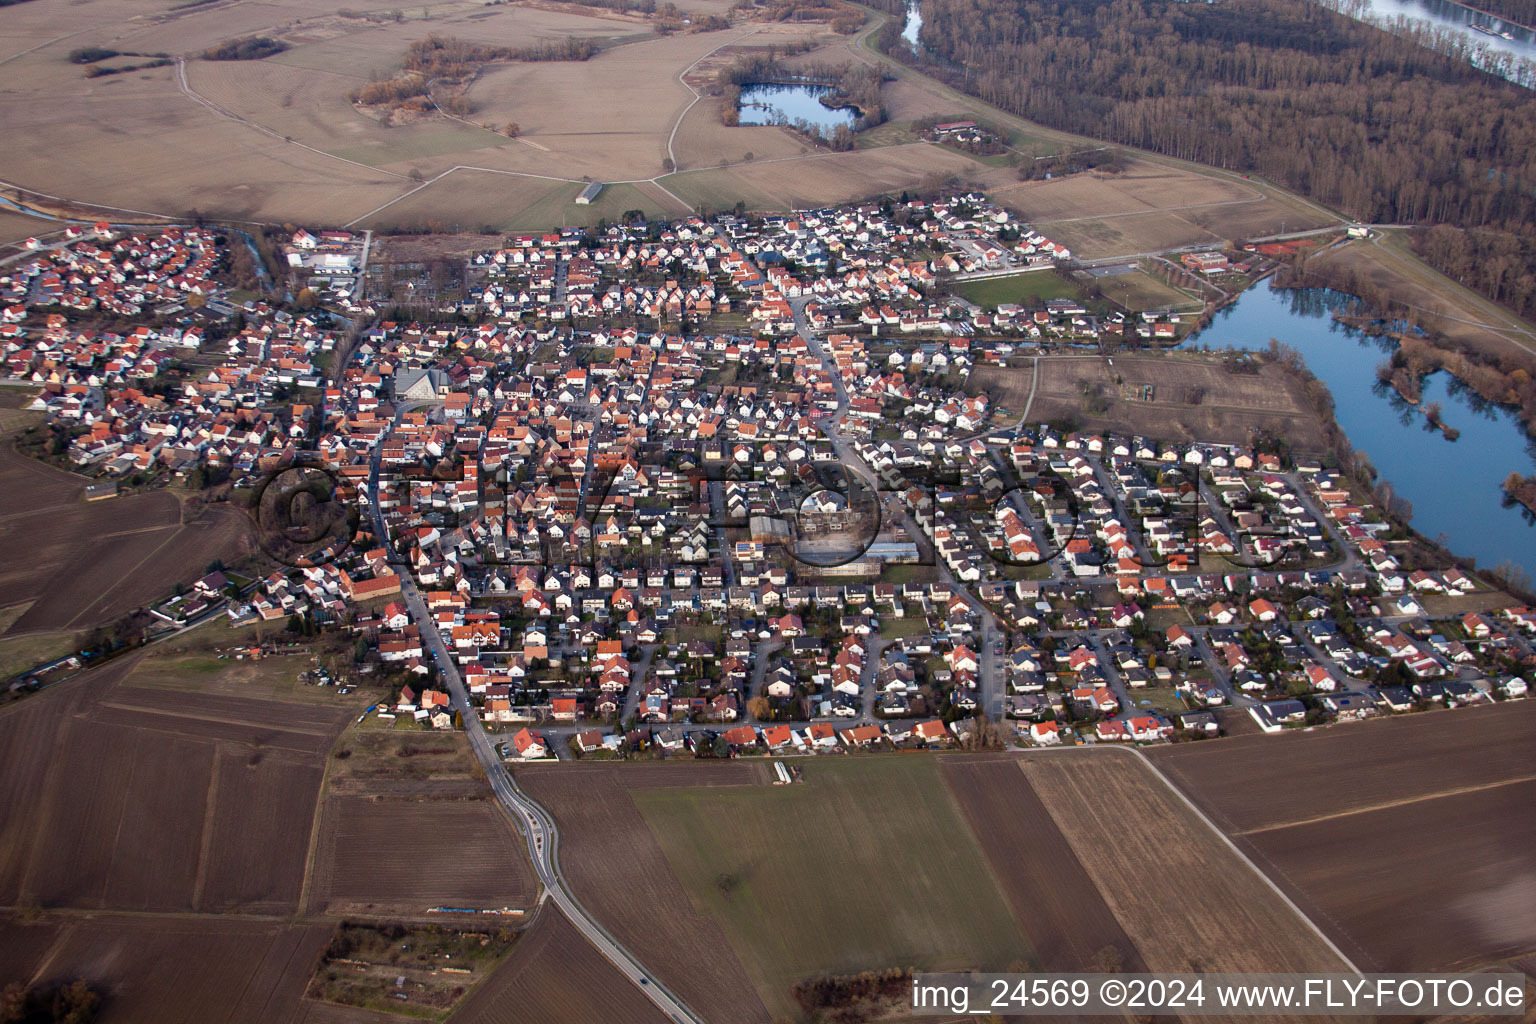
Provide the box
[2,193,1530,761]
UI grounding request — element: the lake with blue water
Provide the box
[1183,282,1536,578]
[737,84,856,131]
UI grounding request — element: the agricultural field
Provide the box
[1022,750,1353,975]
[307,719,538,919]
[939,755,1143,972]
[0,646,356,914]
[449,906,671,1024]
[0,914,332,1024]
[1150,701,1536,971]
[309,796,532,916]
[516,760,777,1024]
[952,269,1084,308]
[523,757,1035,1022]
[969,352,1328,449]
[0,209,57,248]
[989,161,1336,260]
[0,421,254,635]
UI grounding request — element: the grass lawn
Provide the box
[954,271,1083,309]
[1127,686,1190,717]
[878,616,928,639]
[630,757,1036,1018]
[879,564,938,585]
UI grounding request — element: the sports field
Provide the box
[953,270,1084,308]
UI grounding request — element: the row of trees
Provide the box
[203,36,288,61]
[903,0,1536,321]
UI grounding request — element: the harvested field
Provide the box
[614,759,768,787]
[9,916,331,1024]
[1047,211,1222,260]
[668,98,807,172]
[1148,700,1536,834]
[0,210,57,247]
[449,906,670,1024]
[662,167,788,219]
[0,652,350,916]
[0,429,254,633]
[501,181,677,230]
[970,352,1328,449]
[295,1004,414,1024]
[465,29,743,180]
[626,757,1036,1020]
[1256,779,1536,971]
[940,754,1143,972]
[1024,749,1351,975]
[517,762,771,1024]
[197,746,327,914]
[360,173,677,233]
[723,143,991,208]
[991,162,1335,260]
[1151,701,1536,971]
[187,58,511,174]
[95,684,354,754]
[308,796,534,914]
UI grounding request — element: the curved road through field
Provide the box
[366,412,704,1024]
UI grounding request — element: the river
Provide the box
[1331,0,1536,84]
[1183,282,1536,579]
[902,0,922,46]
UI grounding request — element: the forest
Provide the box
[906,0,1536,325]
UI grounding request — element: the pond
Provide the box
[737,83,857,132]
[1182,282,1536,579]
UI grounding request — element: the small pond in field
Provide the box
[737,83,857,131]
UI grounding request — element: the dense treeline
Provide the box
[203,35,288,60]
[1412,223,1536,321]
[910,0,1536,321]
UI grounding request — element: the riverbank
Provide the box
[1183,282,1536,581]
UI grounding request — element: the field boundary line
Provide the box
[1029,744,1364,975]
[342,165,587,229]
[190,747,223,909]
[59,521,189,631]
[175,58,411,183]
[1234,772,1536,836]
[666,26,760,172]
[1129,746,1364,974]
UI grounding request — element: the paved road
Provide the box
[367,398,705,1024]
